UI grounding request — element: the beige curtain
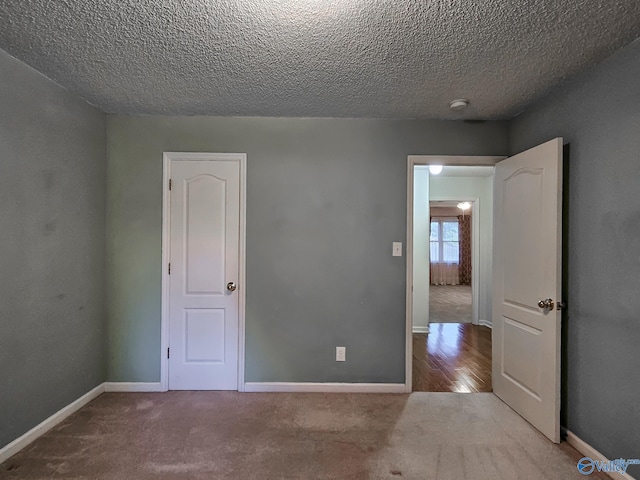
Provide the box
[430,262,459,285]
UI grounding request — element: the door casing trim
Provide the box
[161,152,247,392]
[405,155,504,393]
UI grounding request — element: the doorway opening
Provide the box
[429,200,474,324]
[406,158,503,393]
[406,140,565,443]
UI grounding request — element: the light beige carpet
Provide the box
[430,285,472,323]
[0,392,605,480]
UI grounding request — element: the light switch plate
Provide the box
[392,242,402,257]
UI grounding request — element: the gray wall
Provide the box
[0,50,107,448]
[510,38,640,476]
[106,116,508,383]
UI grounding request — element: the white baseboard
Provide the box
[479,319,492,328]
[104,382,164,392]
[566,431,637,480]
[0,383,105,464]
[412,326,430,334]
[244,382,407,393]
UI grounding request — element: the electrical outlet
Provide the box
[336,346,346,362]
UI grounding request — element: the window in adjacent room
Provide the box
[430,218,459,264]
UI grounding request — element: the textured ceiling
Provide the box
[1,0,640,119]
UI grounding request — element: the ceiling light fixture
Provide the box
[429,165,443,175]
[457,201,471,211]
[449,99,469,111]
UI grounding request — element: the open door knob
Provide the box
[537,298,554,310]
[226,282,237,292]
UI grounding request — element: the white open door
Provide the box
[493,138,563,443]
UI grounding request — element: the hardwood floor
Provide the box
[412,323,492,393]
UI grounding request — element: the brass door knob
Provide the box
[226,282,237,292]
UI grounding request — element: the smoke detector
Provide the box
[449,99,469,111]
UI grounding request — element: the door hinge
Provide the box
[169,179,172,191]
[168,263,171,274]
[167,347,170,359]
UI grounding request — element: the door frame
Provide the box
[405,155,504,393]
[429,195,481,326]
[160,152,247,392]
